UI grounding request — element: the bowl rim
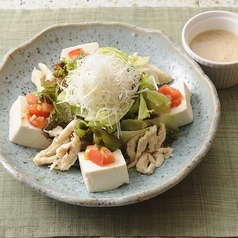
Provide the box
[182,10,238,67]
[0,22,220,207]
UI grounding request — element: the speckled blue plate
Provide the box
[0,22,220,207]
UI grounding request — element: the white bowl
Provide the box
[0,22,220,206]
[182,10,238,89]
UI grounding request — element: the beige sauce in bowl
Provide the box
[189,29,238,63]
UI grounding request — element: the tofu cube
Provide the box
[167,81,193,127]
[60,42,99,60]
[78,149,129,192]
[9,96,52,149]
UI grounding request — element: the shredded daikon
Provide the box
[62,53,141,131]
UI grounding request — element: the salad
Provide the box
[9,42,193,192]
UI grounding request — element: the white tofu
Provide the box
[9,96,52,149]
[60,42,99,60]
[167,81,193,127]
[78,149,129,192]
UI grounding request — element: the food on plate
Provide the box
[33,120,81,170]
[9,95,52,149]
[126,124,174,174]
[159,81,193,127]
[9,42,193,192]
[60,42,99,60]
[78,148,129,192]
[31,63,56,92]
[84,145,116,166]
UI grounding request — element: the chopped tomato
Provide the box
[25,93,54,129]
[158,85,182,100]
[68,48,89,59]
[85,145,115,166]
[27,102,53,118]
[26,92,39,104]
[100,147,115,165]
[173,99,182,107]
[87,149,104,166]
[27,114,46,129]
[41,102,54,116]
[157,85,183,108]
[164,93,172,101]
[85,145,99,152]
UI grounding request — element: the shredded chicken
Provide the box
[31,63,56,91]
[136,152,156,174]
[145,64,173,85]
[127,123,173,174]
[33,120,81,171]
[130,52,172,85]
[48,126,63,137]
[153,147,174,160]
[50,133,81,170]
[126,134,141,163]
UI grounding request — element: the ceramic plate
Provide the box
[0,22,220,207]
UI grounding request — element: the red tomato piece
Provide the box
[100,147,115,165]
[25,93,53,128]
[27,102,53,118]
[157,85,183,108]
[26,93,39,104]
[41,102,54,117]
[170,88,183,101]
[87,149,104,166]
[158,85,182,100]
[157,85,172,95]
[173,99,182,107]
[27,104,43,116]
[85,145,98,152]
[68,48,89,59]
[27,114,46,129]
[68,49,80,59]
[85,145,115,166]
[169,101,174,108]
[164,94,172,101]
[31,116,46,129]
[26,113,32,121]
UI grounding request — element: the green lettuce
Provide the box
[144,90,171,114]
[119,127,151,144]
[74,119,88,138]
[125,96,140,119]
[98,47,150,70]
[98,47,129,62]
[144,114,179,132]
[93,127,123,151]
[95,99,135,127]
[120,119,147,131]
[139,72,156,91]
[138,93,153,121]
